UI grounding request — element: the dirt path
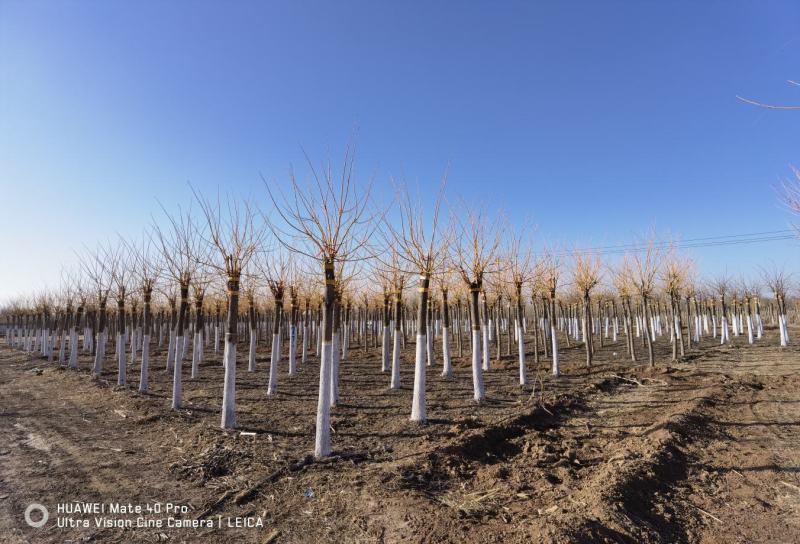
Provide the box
[0,328,797,543]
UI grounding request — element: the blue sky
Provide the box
[1,1,798,301]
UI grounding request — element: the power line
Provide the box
[554,229,797,257]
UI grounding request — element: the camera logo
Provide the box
[24,503,49,528]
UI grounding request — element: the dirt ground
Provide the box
[0,326,798,544]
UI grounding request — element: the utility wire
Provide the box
[554,229,797,257]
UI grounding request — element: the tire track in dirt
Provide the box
[0,356,215,544]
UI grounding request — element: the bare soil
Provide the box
[1,327,798,543]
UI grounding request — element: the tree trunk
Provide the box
[516,285,527,385]
[172,284,189,409]
[268,299,283,395]
[469,284,485,402]
[314,261,336,458]
[221,277,240,429]
[390,292,402,389]
[410,275,429,422]
[139,291,152,393]
[441,289,453,378]
[550,296,559,376]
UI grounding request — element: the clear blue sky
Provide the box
[1,1,798,301]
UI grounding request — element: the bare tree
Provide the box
[264,145,376,458]
[124,231,161,392]
[193,190,262,429]
[627,233,667,366]
[612,257,637,362]
[760,264,792,347]
[189,270,211,379]
[82,244,113,376]
[384,251,407,390]
[661,255,690,360]
[571,250,603,367]
[436,271,457,379]
[540,249,562,375]
[254,250,294,396]
[379,180,448,422]
[154,204,205,410]
[372,263,394,375]
[504,222,535,385]
[709,273,732,346]
[452,206,505,402]
[105,241,133,384]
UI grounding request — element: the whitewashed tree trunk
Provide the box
[551,322,560,376]
[191,331,202,378]
[166,331,175,372]
[426,324,434,367]
[139,334,151,393]
[778,314,789,348]
[410,333,427,422]
[314,341,333,458]
[59,331,67,365]
[288,325,297,375]
[441,326,452,378]
[68,329,78,369]
[329,332,340,407]
[221,335,237,429]
[390,328,401,389]
[471,330,485,401]
[248,328,257,372]
[381,325,390,372]
[131,328,139,362]
[117,333,126,385]
[93,333,105,375]
[172,335,183,409]
[302,323,309,364]
[46,330,53,362]
[267,333,280,395]
[481,324,490,371]
[518,322,527,386]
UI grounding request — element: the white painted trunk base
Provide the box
[191,331,203,378]
[441,327,452,378]
[221,337,237,429]
[390,330,401,389]
[314,341,333,458]
[248,330,257,372]
[288,326,297,375]
[518,323,527,386]
[117,333,126,385]
[267,333,280,395]
[330,333,340,407]
[551,325,560,376]
[139,334,151,393]
[381,326,390,372]
[172,336,184,410]
[481,325,490,371]
[410,334,427,422]
[472,330,485,402]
